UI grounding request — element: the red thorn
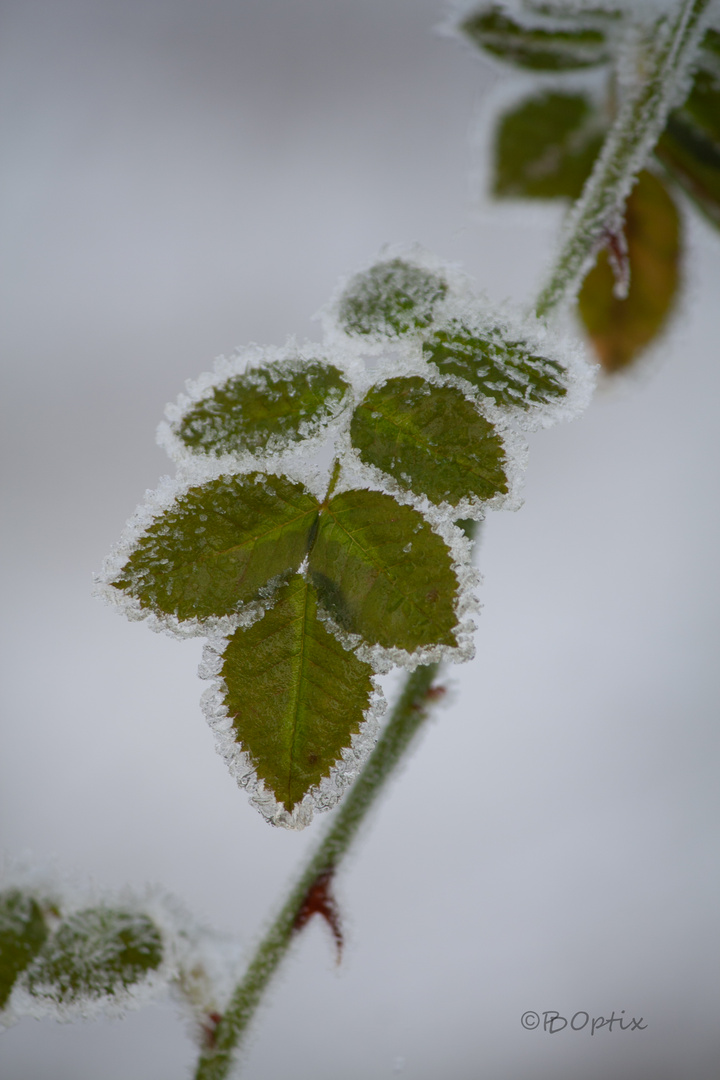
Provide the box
[426,685,447,701]
[201,1011,223,1050]
[293,867,343,962]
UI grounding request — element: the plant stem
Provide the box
[193,4,711,1075]
[194,662,441,1080]
[535,0,712,318]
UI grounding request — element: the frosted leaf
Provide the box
[106,472,320,625]
[458,3,613,70]
[308,487,463,653]
[494,91,606,200]
[26,908,163,1007]
[164,345,352,462]
[335,258,448,339]
[215,574,377,815]
[349,375,510,509]
[200,623,386,830]
[0,890,49,1011]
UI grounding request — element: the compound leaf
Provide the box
[0,890,49,1009]
[460,5,610,71]
[578,170,680,373]
[350,376,508,507]
[423,320,567,410]
[309,489,460,652]
[174,359,351,457]
[112,473,319,621]
[27,908,163,1005]
[494,92,605,200]
[219,575,375,812]
[337,259,447,338]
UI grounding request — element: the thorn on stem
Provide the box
[201,1011,223,1050]
[293,867,343,963]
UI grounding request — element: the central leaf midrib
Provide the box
[285,579,314,806]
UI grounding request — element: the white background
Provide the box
[1,1,718,1077]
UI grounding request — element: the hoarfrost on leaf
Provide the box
[164,345,353,462]
[26,907,164,1007]
[107,473,320,625]
[335,258,448,339]
[349,375,510,510]
[214,574,379,815]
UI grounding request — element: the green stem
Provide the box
[194,663,441,1080]
[193,4,711,1075]
[535,0,712,318]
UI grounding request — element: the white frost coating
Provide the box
[198,626,387,830]
[94,463,331,641]
[317,445,481,672]
[427,292,596,432]
[158,338,362,469]
[1,862,184,1026]
[317,242,475,353]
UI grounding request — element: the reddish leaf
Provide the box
[578,171,680,374]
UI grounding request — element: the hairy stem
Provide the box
[194,663,441,1080]
[535,0,712,318]
[193,4,711,1075]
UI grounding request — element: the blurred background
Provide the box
[1,1,718,1077]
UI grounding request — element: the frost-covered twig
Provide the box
[191,4,712,1076]
[535,0,713,318]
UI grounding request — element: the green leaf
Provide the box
[309,489,461,652]
[337,259,448,338]
[0,890,49,1009]
[494,92,605,200]
[655,50,720,232]
[423,320,567,410]
[460,5,610,71]
[219,575,375,812]
[350,376,508,507]
[112,474,320,621]
[577,170,680,373]
[173,359,351,457]
[27,908,163,1005]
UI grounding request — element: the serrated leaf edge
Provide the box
[346,366,527,519]
[159,339,359,468]
[198,625,387,830]
[94,467,321,640]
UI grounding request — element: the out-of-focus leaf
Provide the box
[578,170,680,373]
[336,259,447,338]
[112,474,320,621]
[309,489,460,652]
[494,92,605,199]
[460,4,610,70]
[0,890,49,1009]
[423,321,567,410]
[27,908,163,1005]
[219,575,375,811]
[350,376,508,507]
[655,34,720,232]
[174,359,351,457]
